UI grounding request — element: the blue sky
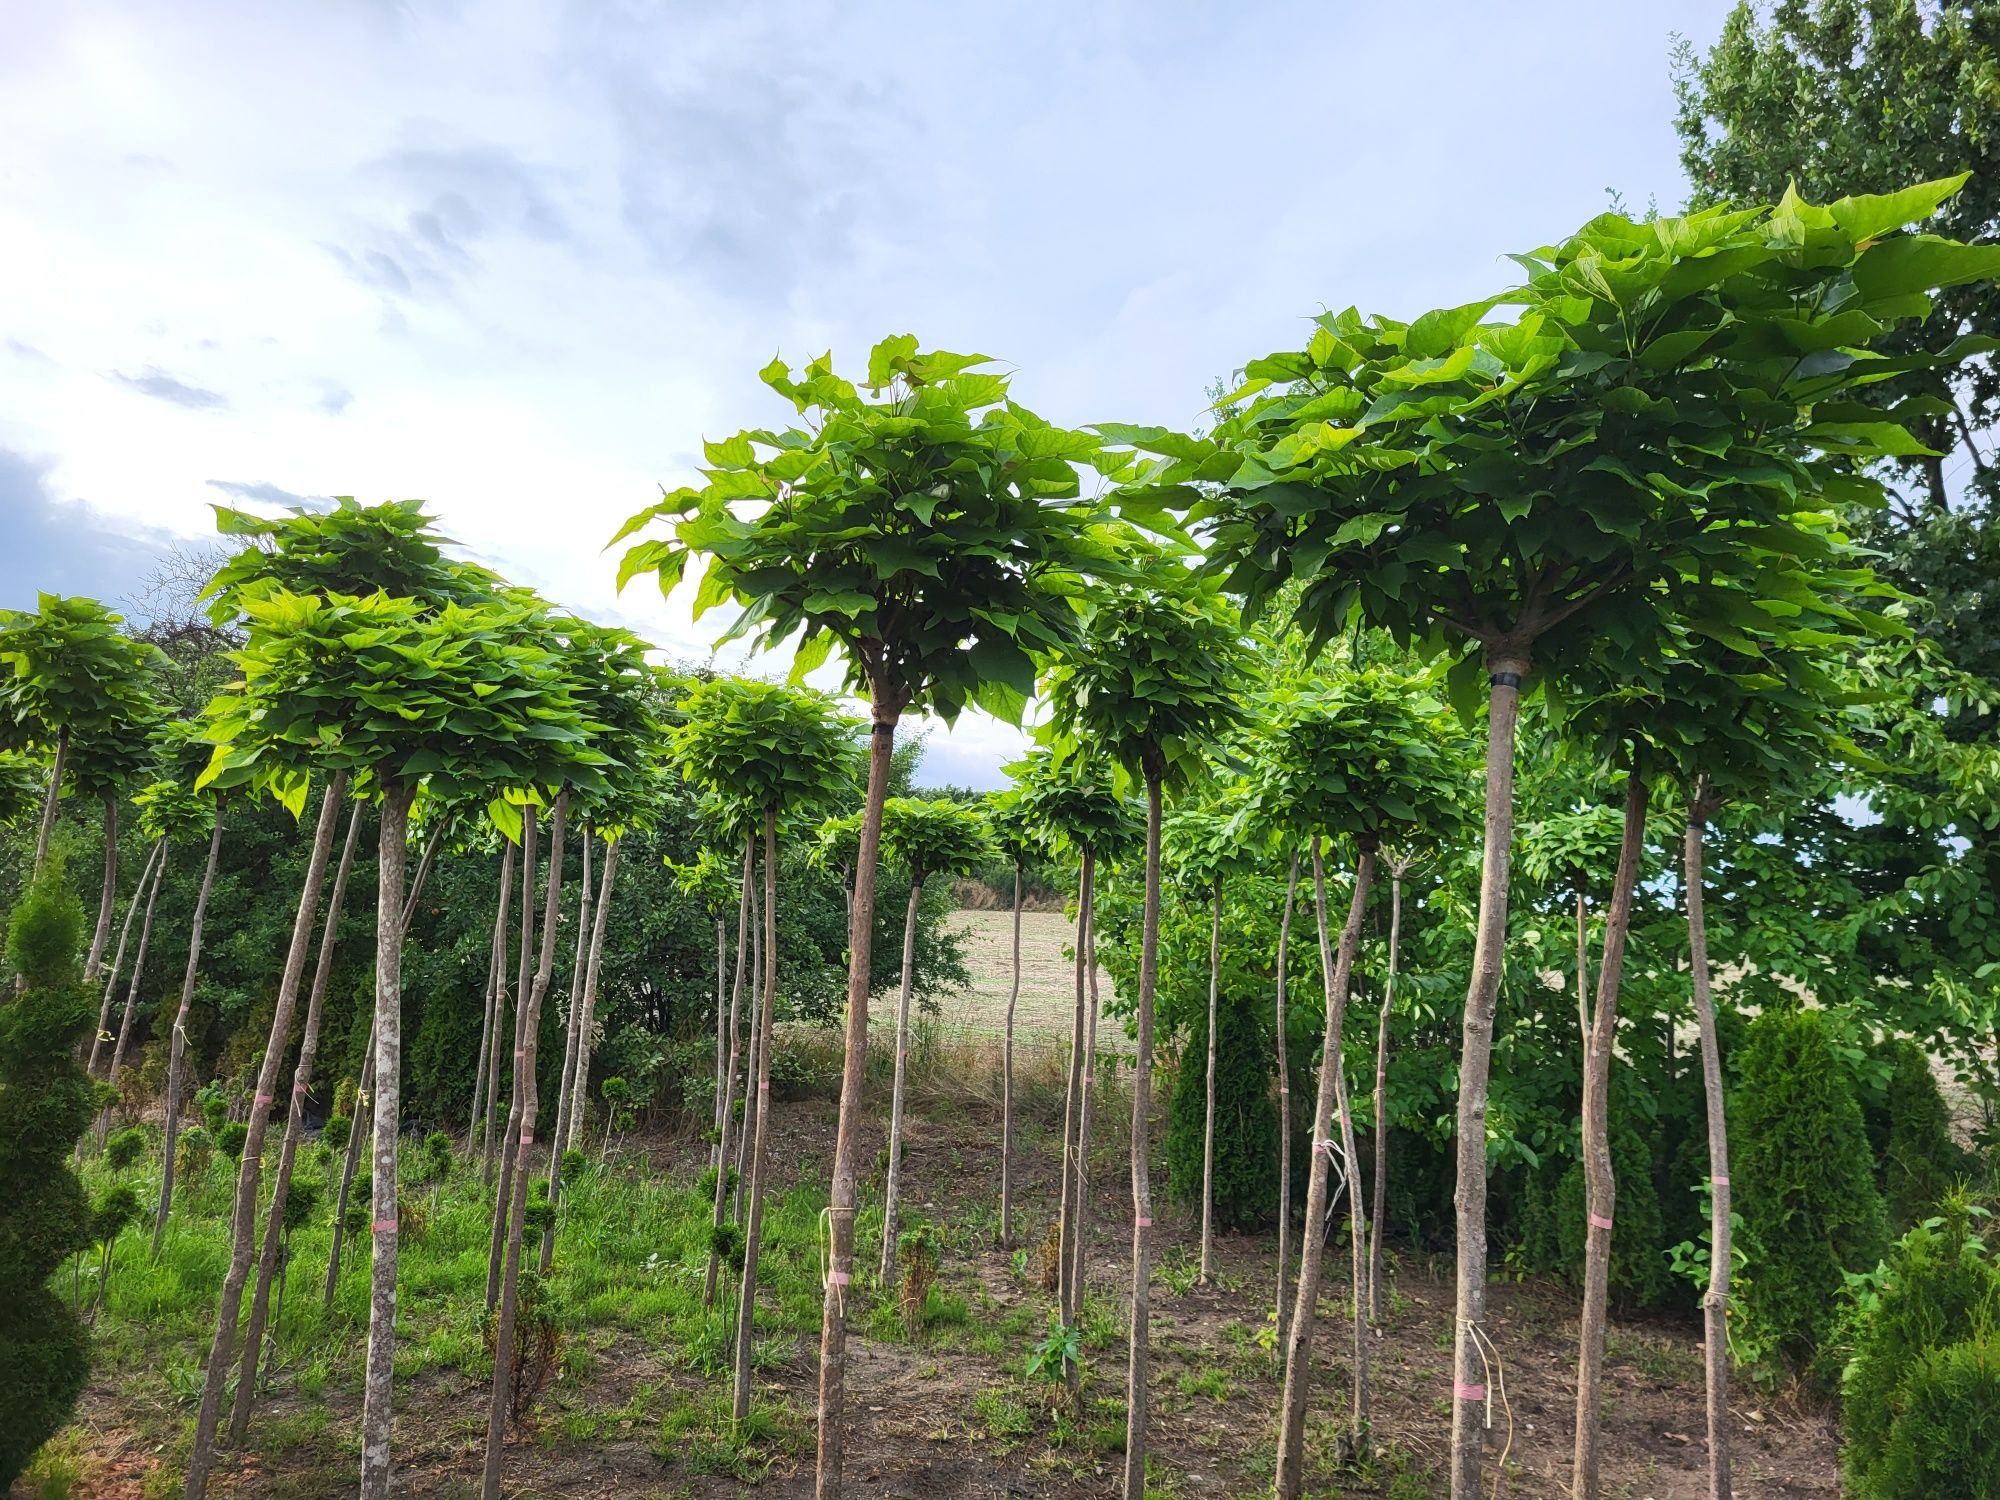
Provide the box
[0,0,1737,786]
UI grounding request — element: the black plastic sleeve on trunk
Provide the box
[1489,671,1524,689]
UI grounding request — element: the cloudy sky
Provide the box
[0,0,1734,786]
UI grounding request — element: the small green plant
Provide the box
[897,1221,941,1336]
[1026,1313,1081,1385]
[103,1127,147,1173]
[175,1126,212,1187]
[322,1111,351,1148]
[1155,1245,1198,1297]
[1009,1247,1030,1284]
[215,1120,249,1163]
[971,1385,1034,1445]
[194,1081,229,1137]
[483,1268,564,1430]
[411,1130,455,1184]
[81,1182,142,1317]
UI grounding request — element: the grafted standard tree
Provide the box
[1042,573,1249,1500]
[876,796,992,1285]
[1129,177,1999,1500]
[616,335,1130,1498]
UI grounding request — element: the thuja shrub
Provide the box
[0,874,97,1486]
[1869,1329,2000,1497]
[1509,1100,1669,1308]
[1734,1006,1889,1362]
[1842,1203,2000,1489]
[1165,986,1277,1230]
[1880,1041,1965,1230]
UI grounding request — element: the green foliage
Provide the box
[1734,1005,1890,1361]
[411,1130,455,1184]
[1514,1091,1669,1309]
[1164,985,1277,1231]
[1009,748,1142,860]
[1880,1040,1966,1229]
[1869,1329,2000,1498]
[175,1127,212,1187]
[133,777,214,846]
[0,752,42,828]
[102,1128,146,1173]
[282,1178,323,1237]
[0,873,97,1486]
[1843,1201,2000,1490]
[1042,570,1251,788]
[1026,1312,1081,1385]
[202,496,492,621]
[195,1080,229,1136]
[0,595,162,761]
[669,677,858,822]
[880,796,991,881]
[89,1182,141,1248]
[215,1120,249,1162]
[614,336,1131,723]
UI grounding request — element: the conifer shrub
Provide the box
[1164,986,1277,1230]
[1881,1041,1964,1230]
[215,1119,249,1162]
[0,874,97,1486]
[1734,1006,1889,1362]
[1506,1085,1668,1307]
[1842,1202,2000,1489]
[103,1126,148,1173]
[1870,1329,2000,1498]
[175,1126,212,1187]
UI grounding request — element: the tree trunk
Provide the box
[470,842,516,1148]
[99,838,168,1140]
[1120,772,1164,1500]
[815,699,902,1500]
[1056,849,1096,1402]
[710,904,732,1171]
[1000,858,1023,1247]
[229,799,362,1434]
[1068,871,1103,1316]
[547,834,617,1271]
[90,838,161,1075]
[1572,768,1648,1500]
[566,835,620,1160]
[704,833,756,1308]
[542,827,595,1273]
[1275,849,1300,1345]
[1199,880,1223,1285]
[325,1022,373,1313]
[182,774,346,1500]
[358,778,418,1500]
[481,840,519,1184]
[878,868,927,1286]
[153,807,227,1252]
[1684,781,1733,1500]
[85,797,119,982]
[733,806,780,1420]
[481,791,568,1500]
[734,870,761,1223]
[1448,650,1529,1500]
[486,805,540,1311]
[31,727,67,878]
[1369,857,1409,1325]
[1274,837,1377,1496]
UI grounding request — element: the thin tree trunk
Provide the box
[1000,859,1023,1247]
[542,827,594,1272]
[481,791,567,1500]
[487,806,540,1311]
[878,869,926,1286]
[229,799,362,1433]
[1275,849,1300,1345]
[704,834,756,1308]
[90,838,161,1075]
[1068,873,1102,1316]
[1572,768,1648,1500]
[182,774,346,1500]
[1199,880,1223,1284]
[358,778,418,1500]
[85,797,118,982]
[1685,781,1733,1500]
[732,807,780,1420]
[153,807,227,1252]
[1274,838,1377,1496]
[480,841,519,1182]
[710,902,731,1170]
[1056,849,1096,1401]
[547,833,617,1273]
[816,699,902,1500]
[1369,856,1409,1325]
[1121,772,1164,1500]
[1449,650,1529,1500]
[99,839,168,1140]
[470,843,516,1146]
[325,1025,372,1312]
[31,727,68,878]
[734,871,761,1223]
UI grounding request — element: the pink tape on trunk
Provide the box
[292,1082,306,1096]
[255,1093,273,1106]
[1454,1382,1486,1402]
[827,1271,851,1286]
[758,1080,769,1090]
[514,1048,525,1058]
[1712,1175,1730,1187]
[1589,1212,1613,1230]
[1135,1216,1152,1228]
[519,1133,532,1145]
[373,1218,397,1233]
